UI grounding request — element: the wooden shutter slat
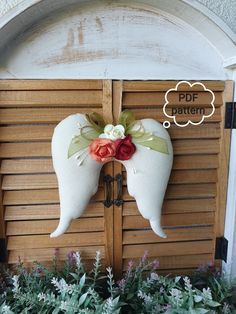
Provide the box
[123,213,214,229]
[0,123,221,142]
[6,217,104,235]
[123,254,213,270]
[133,108,222,122]
[123,199,216,215]
[0,155,219,174]
[123,226,214,244]
[123,240,214,258]
[123,184,216,201]
[0,108,102,124]
[3,188,103,205]
[7,232,105,250]
[0,80,103,90]
[8,246,105,264]
[0,90,102,107]
[123,92,222,107]
[5,204,104,221]
[2,169,217,190]
[0,139,220,158]
[123,81,225,92]
[1,159,54,174]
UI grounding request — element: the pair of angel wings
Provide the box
[50,114,173,238]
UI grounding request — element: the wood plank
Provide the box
[173,155,218,170]
[123,240,214,258]
[133,107,222,123]
[123,81,225,92]
[123,92,222,107]
[123,253,213,270]
[123,212,214,229]
[215,81,233,238]
[2,174,58,190]
[0,125,55,142]
[7,217,104,235]
[122,169,218,185]
[0,90,102,107]
[2,174,102,190]
[123,226,214,244]
[3,188,104,205]
[0,139,220,158]
[168,123,220,139]
[0,107,102,124]
[7,232,104,249]
[5,203,104,221]
[168,169,217,184]
[0,154,219,174]
[0,143,52,158]
[5,117,218,143]
[123,199,216,215]
[172,139,220,155]
[1,159,54,174]
[8,245,105,264]
[122,184,216,201]
[0,80,103,90]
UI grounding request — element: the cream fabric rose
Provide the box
[99,124,125,140]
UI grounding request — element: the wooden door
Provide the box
[112,80,233,277]
[0,80,114,269]
[0,79,233,276]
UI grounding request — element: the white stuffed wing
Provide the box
[121,119,173,238]
[50,114,103,238]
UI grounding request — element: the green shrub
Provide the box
[0,251,235,313]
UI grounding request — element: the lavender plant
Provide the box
[0,251,235,314]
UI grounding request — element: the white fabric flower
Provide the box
[99,124,125,140]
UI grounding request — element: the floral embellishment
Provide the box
[68,110,169,165]
[89,138,116,163]
[99,124,125,140]
[114,135,136,161]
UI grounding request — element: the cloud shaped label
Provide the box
[163,81,215,128]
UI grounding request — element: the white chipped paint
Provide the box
[0,2,230,79]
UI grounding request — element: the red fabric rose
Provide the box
[89,138,116,163]
[114,135,136,161]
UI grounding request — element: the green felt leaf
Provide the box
[118,110,136,130]
[132,133,169,154]
[85,112,106,133]
[68,136,91,158]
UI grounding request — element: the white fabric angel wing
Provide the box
[51,115,173,238]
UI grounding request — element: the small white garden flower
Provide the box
[12,275,20,293]
[150,272,159,281]
[51,277,74,294]
[73,251,81,270]
[60,301,69,311]
[99,124,125,140]
[1,304,13,314]
[38,293,46,301]
[183,276,192,290]
[202,287,212,301]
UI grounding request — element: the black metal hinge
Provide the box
[225,102,236,129]
[215,237,228,263]
[0,238,7,263]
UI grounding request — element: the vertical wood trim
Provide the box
[102,79,114,266]
[102,80,113,122]
[112,81,123,278]
[0,174,5,238]
[103,163,114,267]
[215,80,234,239]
